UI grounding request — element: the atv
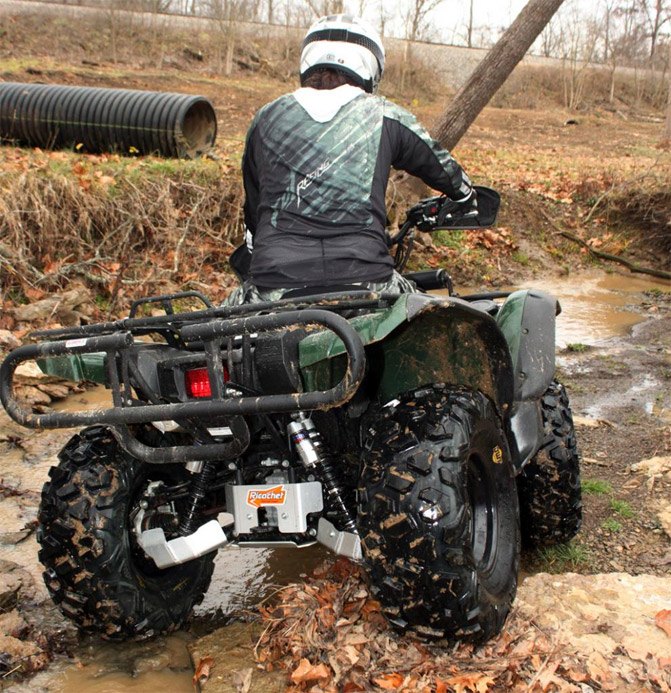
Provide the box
[0,187,581,643]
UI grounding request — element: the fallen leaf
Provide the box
[192,656,214,687]
[655,610,671,638]
[373,673,404,689]
[290,658,331,684]
[445,673,496,693]
[585,652,616,691]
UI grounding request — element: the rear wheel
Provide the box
[517,380,582,547]
[38,426,215,640]
[357,386,520,642]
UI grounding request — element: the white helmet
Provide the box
[300,14,385,93]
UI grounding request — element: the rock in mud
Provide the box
[631,455,671,477]
[0,329,20,351]
[0,559,76,682]
[189,622,285,693]
[658,504,671,540]
[0,572,22,611]
[0,560,32,610]
[11,287,95,326]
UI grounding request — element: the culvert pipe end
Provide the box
[175,97,218,159]
[0,83,218,159]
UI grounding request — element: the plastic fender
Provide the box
[496,290,558,402]
[300,294,515,418]
[496,289,559,469]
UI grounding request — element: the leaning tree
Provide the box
[434,0,566,150]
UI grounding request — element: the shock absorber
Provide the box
[288,414,357,533]
[179,459,218,536]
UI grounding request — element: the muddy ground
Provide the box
[527,287,671,576]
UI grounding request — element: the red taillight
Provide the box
[185,368,212,398]
[184,367,230,398]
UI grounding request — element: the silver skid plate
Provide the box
[226,481,323,534]
[317,518,362,561]
[139,519,228,569]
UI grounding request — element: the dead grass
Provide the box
[0,150,244,309]
[490,63,667,113]
[606,183,671,259]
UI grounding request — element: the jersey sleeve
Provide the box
[241,111,263,236]
[383,101,473,202]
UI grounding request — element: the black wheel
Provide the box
[358,386,520,643]
[37,426,215,640]
[517,380,582,548]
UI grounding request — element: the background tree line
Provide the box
[49,0,670,69]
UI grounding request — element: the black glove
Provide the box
[437,189,478,226]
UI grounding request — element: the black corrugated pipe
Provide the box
[0,82,217,158]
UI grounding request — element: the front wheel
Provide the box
[37,426,215,640]
[517,380,582,548]
[357,386,520,643]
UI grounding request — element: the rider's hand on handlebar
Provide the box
[405,189,479,232]
[437,190,478,225]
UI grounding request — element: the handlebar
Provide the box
[399,186,500,237]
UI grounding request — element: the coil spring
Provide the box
[179,460,218,536]
[294,416,357,533]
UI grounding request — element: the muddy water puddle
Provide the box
[514,273,669,421]
[519,272,669,348]
[454,271,670,349]
[2,269,669,691]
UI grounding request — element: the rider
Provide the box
[226,14,475,304]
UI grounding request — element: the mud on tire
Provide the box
[517,380,582,548]
[357,386,520,643]
[37,426,215,640]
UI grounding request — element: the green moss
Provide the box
[511,251,530,266]
[432,229,464,249]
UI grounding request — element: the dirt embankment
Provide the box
[0,10,670,319]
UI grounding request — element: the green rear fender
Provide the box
[299,294,515,415]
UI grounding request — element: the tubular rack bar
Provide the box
[28,291,398,342]
[0,309,366,432]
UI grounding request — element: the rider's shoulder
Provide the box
[379,97,417,125]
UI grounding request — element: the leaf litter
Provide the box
[252,558,671,692]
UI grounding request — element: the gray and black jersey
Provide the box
[242,84,473,289]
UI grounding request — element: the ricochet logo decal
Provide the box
[246,485,287,508]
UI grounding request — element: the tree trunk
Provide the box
[433,0,566,150]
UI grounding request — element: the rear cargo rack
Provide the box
[0,301,371,463]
